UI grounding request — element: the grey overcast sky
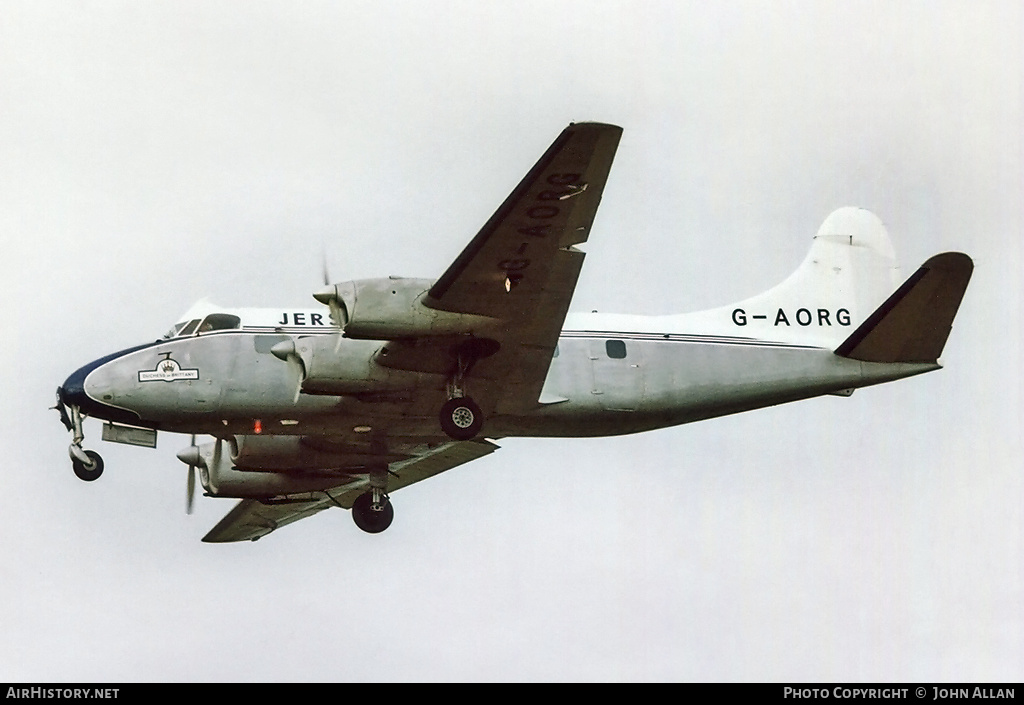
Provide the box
[1,0,1020,682]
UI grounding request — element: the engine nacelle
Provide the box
[315,277,496,340]
[194,437,355,498]
[206,467,347,498]
[231,435,387,472]
[205,465,350,498]
[291,335,435,395]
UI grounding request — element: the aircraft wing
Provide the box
[202,439,499,542]
[204,125,620,542]
[201,495,335,544]
[424,122,622,414]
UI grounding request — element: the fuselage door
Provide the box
[588,338,643,411]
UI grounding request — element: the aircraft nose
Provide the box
[60,360,100,409]
[57,342,156,421]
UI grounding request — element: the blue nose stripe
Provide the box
[59,342,160,420]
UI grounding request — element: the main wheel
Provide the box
[351,492,394,534]
[439,396,483,441]
[72,450,104,482]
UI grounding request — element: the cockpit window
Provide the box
[163,322,187,339]
[176,319,201,337]
[162,314,239,339]
[197,313,241,334]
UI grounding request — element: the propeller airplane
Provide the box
[54,122,973,542]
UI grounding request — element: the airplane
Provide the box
[53,122,973,542]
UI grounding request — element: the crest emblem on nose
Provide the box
[139,353,199,382]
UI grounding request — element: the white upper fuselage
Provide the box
[72,298,936,444]
[68,208,938,443]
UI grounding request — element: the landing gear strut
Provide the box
[56,392,104,482]
[437,339,494,441]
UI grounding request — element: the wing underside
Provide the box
[202,439,499,543]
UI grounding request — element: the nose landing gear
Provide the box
[71,449,104,482]
[55,390,104,482]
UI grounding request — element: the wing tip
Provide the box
[566,121,623,133]
[201,527,271,543]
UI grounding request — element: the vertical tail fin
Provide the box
[680,207,903,347]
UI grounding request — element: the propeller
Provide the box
[321,250,332,289]
[271,338,307,403]
[314,254,349,351]
[212,436,222,476]
[270,254,348,401]
[177,434,200,515]
[176,435,229,513]
[186,439,196,515]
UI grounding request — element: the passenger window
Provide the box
[197,313,241,334]
[605,339,627,359]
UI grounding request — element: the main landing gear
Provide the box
[439,396,483,441]
[55,391,104,482]
[351,489,393,533]
[437,339,495,441]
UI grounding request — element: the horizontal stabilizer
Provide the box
[834,252,973,363]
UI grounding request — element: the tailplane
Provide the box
[834,252,973,363]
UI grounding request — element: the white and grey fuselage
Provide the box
[62,300,937,447]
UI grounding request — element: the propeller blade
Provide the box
[328,297,347,328]
[271,339,307,403]
[321,250,332,287]
[289,354,304,404]
[186,434,196,515]
[313,270,346,352]
[330,299,345,353]
[213,436,222,471]
[186,465,195,514]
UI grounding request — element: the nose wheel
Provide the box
[71,449,104,482]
